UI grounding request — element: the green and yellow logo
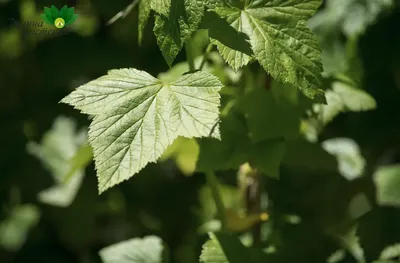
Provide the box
[40,5,77,29]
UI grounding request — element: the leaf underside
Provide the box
[62,68,222,193]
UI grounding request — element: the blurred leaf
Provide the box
[0,28,22,58]
[336,226,365,263]
[282,139,337,174]
[0,204,40,251]
[197,110,285,178]
[199,184,241,222]
[326,249,346,263]
[309,0,393,37]
[373,165,400,207]
[348,193,371,220]
[378,243,400,260]
[99,236,167,263]
[314,81,376,125]
[240,85,300,143]
[196,110,249,172]
[322,138,366,180]
[71,13,99,37]
[63,144,93,184]
[27,116,88,207]
[62,69,222,193]
[225,209,268,233]
[160,137,199,176]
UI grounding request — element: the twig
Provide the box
[107,0,140,26]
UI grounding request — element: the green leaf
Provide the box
[200,233,250,263]
[138,0,152,45]
[0,204,40,251]
[50,5,60,19]
[27,116,88,207]
[379,244,400,260]
[99,236,166,263]
[213,0,326,102]
[197,108,285,178]
[326,249,346,263]
[200,233,268,263]
[314,81,376,124]
[201,11,253,72]
[160,137,199,175]
[240,85,300,143]
[63,144,93,184]
[309,0,393,38]
[151,0,170,16]
[322,138,366,181]
[205,0,225,9]
[153,0,204,66]
[250,139,286,178]
[335,226,365,263]
[61,69,222,193]
[196,108,248,172]
[282,138,338,174]
[200,233,231,263]
[373,165,400,207]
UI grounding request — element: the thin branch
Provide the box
[107,0,140,26]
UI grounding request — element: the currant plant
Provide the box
[59,0,379,261]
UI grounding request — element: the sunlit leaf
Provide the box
[62,69,222,193]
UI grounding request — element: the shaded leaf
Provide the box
[379,243,400,260]
[282,138,337,174]
[0,204,40,251]
[373,165,400,207]
[201,11,253,71]
[322,138,366,180]
[27,116,87,207]
[153,0,204,66]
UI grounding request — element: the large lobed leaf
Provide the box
[207,0,325,102]
[62,68,222,193]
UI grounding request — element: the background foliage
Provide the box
[1,0,400,262]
